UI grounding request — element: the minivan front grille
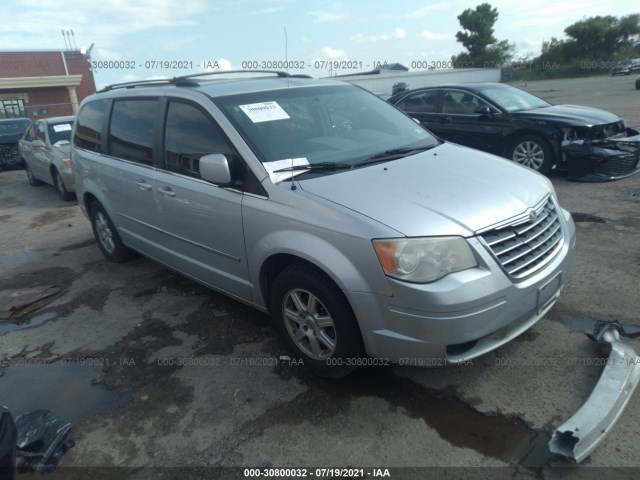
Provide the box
[479,198,564,279]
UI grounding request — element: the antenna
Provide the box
[284,27,296,191]
[70,29,77,50]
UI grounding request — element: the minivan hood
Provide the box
[298,143,551,237]
[513,104,621,126]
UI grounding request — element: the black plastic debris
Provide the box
[0,406,17,480]
[14,409,73,473]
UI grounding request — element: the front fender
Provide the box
[249,229,392,308]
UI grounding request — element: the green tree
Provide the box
[540,14,640,63]
[451,3,514,66]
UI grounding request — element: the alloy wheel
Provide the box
[282,288,337,360]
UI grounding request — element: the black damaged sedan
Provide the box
[389,83,640,181]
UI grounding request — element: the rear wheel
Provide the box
[270,264,365,378]
[52,169,74,201]
[25,163,44,186]
[507,135,553,175]
[90,202,134,263]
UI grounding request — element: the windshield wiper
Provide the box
[357,145,437,165]
[272,162,353,173]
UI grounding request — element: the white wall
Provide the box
[327,69,502,94]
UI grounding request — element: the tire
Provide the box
[25,163,44,186]
[90,202,134,263]
[52,169,74,201]
[270,264,365,379]
[507,134,554,175]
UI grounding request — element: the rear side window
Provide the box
[74,99,108,152]
[397,90,438,113]
[109,99,157,165]
[164,101,233,178]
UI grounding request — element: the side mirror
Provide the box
[199,154,232,185]
[475,105,499,116]
[32,140,46,148]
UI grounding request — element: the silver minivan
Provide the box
[72,72,576,377]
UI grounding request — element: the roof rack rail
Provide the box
[98,70,314,93]
[98,77,198,93]
[177,69,292,80]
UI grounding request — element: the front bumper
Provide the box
[564,128,640,182]
[347,207,576,363]
[0,143,22,168]
[549,321,640,463]
[59,166,76,192]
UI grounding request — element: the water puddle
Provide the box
[295,368,552,467]
[571,212,614,224]
[0,362,123,424]
[0,310,59,336]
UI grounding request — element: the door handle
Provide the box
[136,179,152,191]
[157,186,176,197]
[441,117,453,124]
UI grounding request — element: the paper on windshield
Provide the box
[263,158,310,184]
[53,124,72,132]
[239,101,290,123]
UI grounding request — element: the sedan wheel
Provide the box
[508,135,553,174]
[53,169,74,201]
[90,202,134,263]
[25,164,44,186]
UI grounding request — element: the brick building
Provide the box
[0,50,96,119]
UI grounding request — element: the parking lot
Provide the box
[1,75,639,478]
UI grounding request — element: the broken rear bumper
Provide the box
[563,128,640,182]
[549,322,640,463]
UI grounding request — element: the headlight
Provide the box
[373,237,477,283]
[544,177,557,200]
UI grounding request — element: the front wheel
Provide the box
[507,135,553,175]
[270,264,365,378]
[25,163,44,186]
[90,202,134,263]
[53,169,74,201]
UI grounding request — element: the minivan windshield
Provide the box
[214,85,439,170]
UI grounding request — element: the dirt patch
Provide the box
[0,196,23,209]
[59,238,96,252]
[29,209,77,229]
[75,286,112,312]
[0,266,75,291]
[571,212,611,224]
[0,214,14,222]
[178,300,272,356]
[72,316,184,394]
[129,269,212,298]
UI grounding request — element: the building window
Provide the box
[0,99,27,119]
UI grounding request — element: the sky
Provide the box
[1,0,638,89]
